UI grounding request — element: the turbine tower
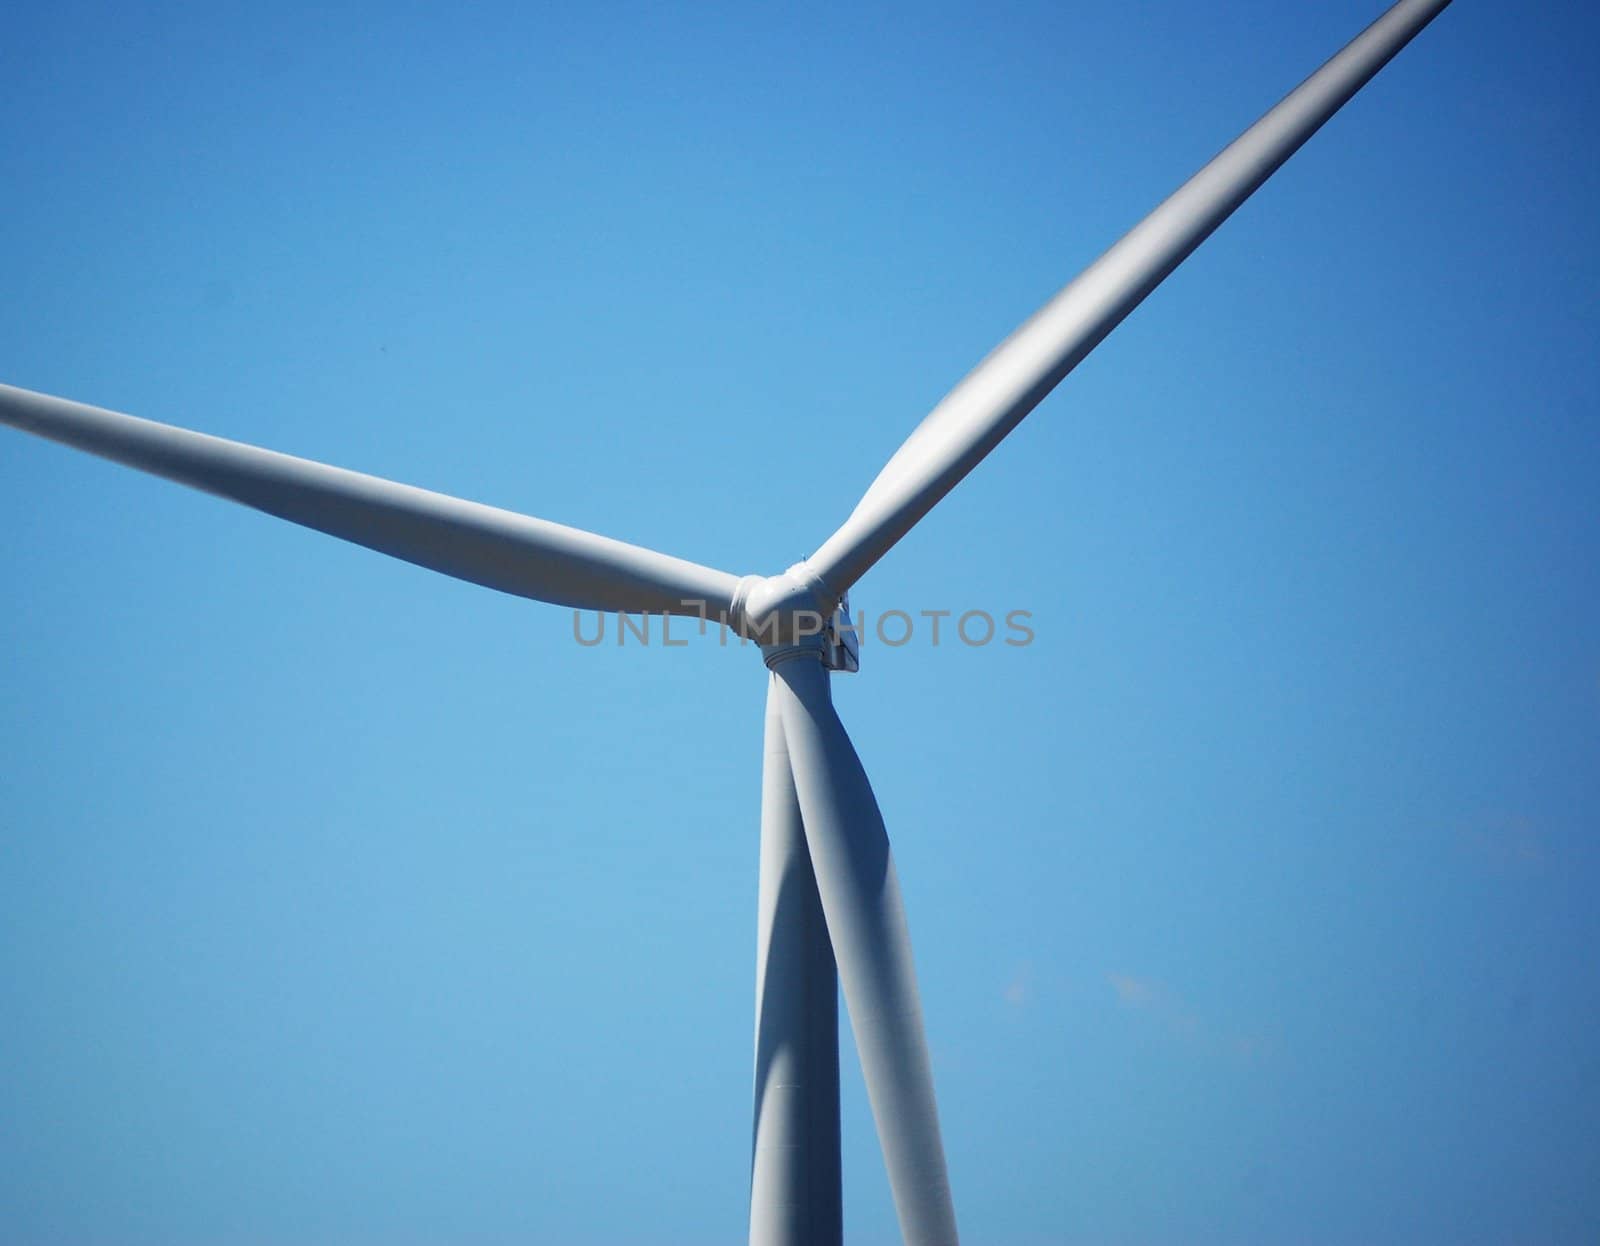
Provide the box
[0,1,1453,1241]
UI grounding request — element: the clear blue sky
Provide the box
[2,2,1596,1243]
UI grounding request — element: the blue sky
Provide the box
[2,2,1597,1243]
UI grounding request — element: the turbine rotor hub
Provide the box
[734,562,859,673]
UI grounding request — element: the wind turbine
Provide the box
[0,0,1453,1241]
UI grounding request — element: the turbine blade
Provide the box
[770,654,958,1246]
[750,679,842,1246]
[807,0,1452,598]
[0,382,739,618]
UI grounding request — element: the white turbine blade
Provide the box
[807,0,1452,598]
[750,678,842,1246]
[0,382,740,618]
[770,654,957,1246]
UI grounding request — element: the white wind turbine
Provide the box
[0,1,1452,1241]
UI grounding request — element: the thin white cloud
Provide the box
[1107,970,1274,1062]
[1458,814,1547,872]
[1107,971,1156,1007]
[1003,963,1033,1008]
